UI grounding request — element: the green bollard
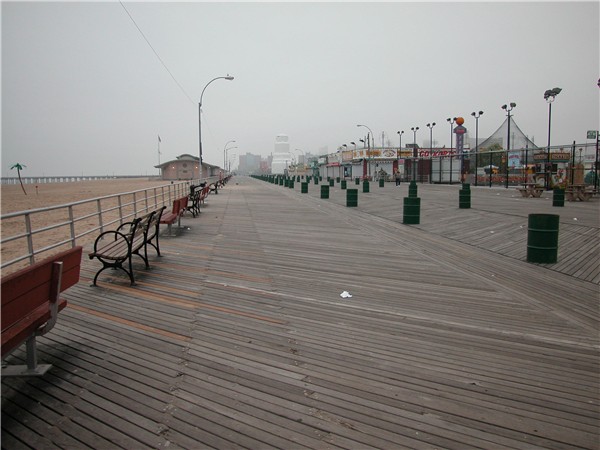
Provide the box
[552,188,565,207]
[320,184,330,199]
[459,189,471,209]
[346,189,358,207]
[301,182,308,193]
[408,180,418,198]
[329,179,334,187]
[341,180,347,190]
[403,196,421,224]
[362,180,370,193]
[379,178,385,188]
[355,177,360,185]
[527,214,559,263]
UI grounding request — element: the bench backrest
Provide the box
[1,246,83,339]
[170,198,181,215]
[146,206,166,239]
[179,196,188,212]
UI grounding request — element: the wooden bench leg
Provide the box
[2,336,52,377]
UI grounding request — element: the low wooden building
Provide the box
[155,154,222,181]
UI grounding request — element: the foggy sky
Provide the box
[2,1,599,177]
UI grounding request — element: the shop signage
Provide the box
[550,152,570,162]
[587,130,597,139]
[418,149,456,157]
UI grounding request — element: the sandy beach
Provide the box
[1,178,182,274]
[1,178,173,215]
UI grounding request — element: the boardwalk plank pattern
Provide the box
[2,177,599,449]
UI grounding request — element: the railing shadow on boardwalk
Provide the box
[2,176,599,450]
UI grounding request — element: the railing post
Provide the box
[68,205,76,246]
[25,214,34,265]
[97,199,104,235]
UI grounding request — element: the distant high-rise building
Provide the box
[271,134,292,175]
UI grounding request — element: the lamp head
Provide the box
[446,117,451,122]
[471,112,476,117]
[350,141,356,145]
[479,111,484,115]
[432,122,436,126]
[501,104,507,110]
[225,75,234,80]
[510,102,516,108]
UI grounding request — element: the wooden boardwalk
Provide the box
[2,176,599,449]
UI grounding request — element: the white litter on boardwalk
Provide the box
[340,291,353,298]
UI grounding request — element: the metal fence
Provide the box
[0,178,218,275]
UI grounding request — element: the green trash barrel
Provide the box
[279,178,284,186]
[284,179,289,187]
[459,189,471,209]
[403,196,421,224]
[346,189,358,207]
[314,177,319,185]
[341,180,347,190]
[379,178,385,188]
[301,182,308,194]
[336,177,340,183]
[462,183,471,191]
[408,180,418,198]
[288,179,294,189]
[355,177,360,185]
[297,176,301,182]
[320,184,330,199]
[553,188,565,207]
[329,179,334,187]
[527,214,559,264]
[362,180,370,193]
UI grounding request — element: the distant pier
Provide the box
[1,175,160,185]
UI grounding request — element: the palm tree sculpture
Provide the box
[11,163,27,195]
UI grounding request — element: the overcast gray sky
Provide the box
[2,1,599,177]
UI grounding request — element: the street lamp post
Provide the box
[224,145,237,174]
[198,74,234,180]
[411,127,419,181]
[396,131,404,178]
[357,124,374,179]
[426,123,435,184]
[544,88,562,190]
[223,140,236,170]
[471,111,483,186]
[501,103,516,189]
[447,117,456,184]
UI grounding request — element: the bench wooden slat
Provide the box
[1,246,82,375]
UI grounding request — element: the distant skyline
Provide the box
[2,1,598,176]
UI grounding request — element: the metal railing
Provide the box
[1,178,218,274]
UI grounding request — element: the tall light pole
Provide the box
[223,140,236,169]
[411,126,419,181]
[396,131,404,177]
[447,117,456,184]
[501,103,516,188]
[357,124,374,179]
[544,88,561,189]
[198,74,234,180]
[426,123,436,184]
[396,130,404,149]
[471,111,483,186]
[224,145,237,174]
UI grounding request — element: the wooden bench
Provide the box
[187,185,211,217]
[89,208,160,286]
[566,186,597,202]
[2,246,83,376]
[159,197,188,235]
